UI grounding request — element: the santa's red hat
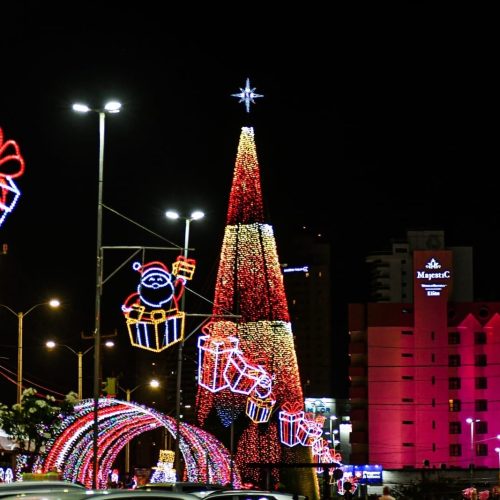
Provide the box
[132,261,170,278]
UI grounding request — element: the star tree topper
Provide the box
[231,78,263,113]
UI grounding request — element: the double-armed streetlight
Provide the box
[0,299,60,403]
[118,379,160,474]
[165,209,204,476]
[45,339,115,399]
[73,99,121,489]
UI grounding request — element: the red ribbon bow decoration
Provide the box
[0,128,25,179]
[0,128,26,225]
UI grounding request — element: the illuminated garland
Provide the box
[0,127,25,227]
[37,398,240,488]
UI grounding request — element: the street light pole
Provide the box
[495,447,500,486]
[73,100,121,489]
[466,417,480,484]
[0,299,60,404]
[166,209,204,479]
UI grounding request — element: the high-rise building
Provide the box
[281,228,333,397]
[366,230,473,303]
[349,238,500,469]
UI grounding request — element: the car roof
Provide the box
[0,491,202,500]
[0,481,86,498]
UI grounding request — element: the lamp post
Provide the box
[119,379,160,475]
[495,447,500,486]
[45,340,115,399]
[73,99,121,489]
[466,417,480,484]
[165,209,204,478]
[0,299,60,404]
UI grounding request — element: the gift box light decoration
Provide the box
[122,260,190,352]
[195,126,311,487]
[245,393,276,424]
[197,333,239,393]
[0,127,25,228]
[278,401,305,448]
[172,255,197,281]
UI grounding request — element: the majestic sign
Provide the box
[415,257,452,297]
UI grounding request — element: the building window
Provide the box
[476,443,488,456]
[432,443,436,452]
[450,444,462,456]
[402,330,413,335]
[431,376,435,385]
[449,355,461,367]
[402,376,414,380]
[448,332,461,345]
[475,331,487,345]
[402,420,414,425]
[431,331,435,340]
[402,353,414,358]
[475,354,487,367]
[432,398,435,407]
[431,353,435,362]
[476,421,488,434]
[475,377,487,389]
[449,377,461,390]
[402,398,414,402]
[449,399,461,412]
[449,422,461,434]
[402,443,414,447]
[432,420,436,429]
[475,399,488,412]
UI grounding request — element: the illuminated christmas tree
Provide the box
[196,127,317,496]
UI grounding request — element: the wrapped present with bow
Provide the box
[297,415,323,446]
[0,128,25,228]
[172,255,196,281]
[245,393,276,423]
[279,401,305,447]
[198,334,239,392]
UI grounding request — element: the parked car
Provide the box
[0,491,201,500]
[0,480,86,498]
[138,482,229,497]
[202,489,307,500]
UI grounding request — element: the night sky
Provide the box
[0,4,497,400]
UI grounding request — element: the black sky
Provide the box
[0,4,497,399]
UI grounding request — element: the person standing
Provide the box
[379,486,396,500]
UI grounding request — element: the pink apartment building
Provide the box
[349,249,500,469]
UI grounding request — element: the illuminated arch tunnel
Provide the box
[38,398,241,489]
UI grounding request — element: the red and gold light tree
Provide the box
[196,127,318,497]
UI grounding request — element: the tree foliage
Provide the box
[0,387,78,470]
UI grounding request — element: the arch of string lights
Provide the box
[36,398,241,488]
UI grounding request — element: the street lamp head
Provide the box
[46,340,56,349]
[104,101,121,113]
[190,210,205,221]
[73,103,91,113]
[166,210,180,220]
[466,418,474,424]
[49,299,60,308]
[104,340,115,348]
[150,379,160,388]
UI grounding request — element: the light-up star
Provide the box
[231,78,263,113]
